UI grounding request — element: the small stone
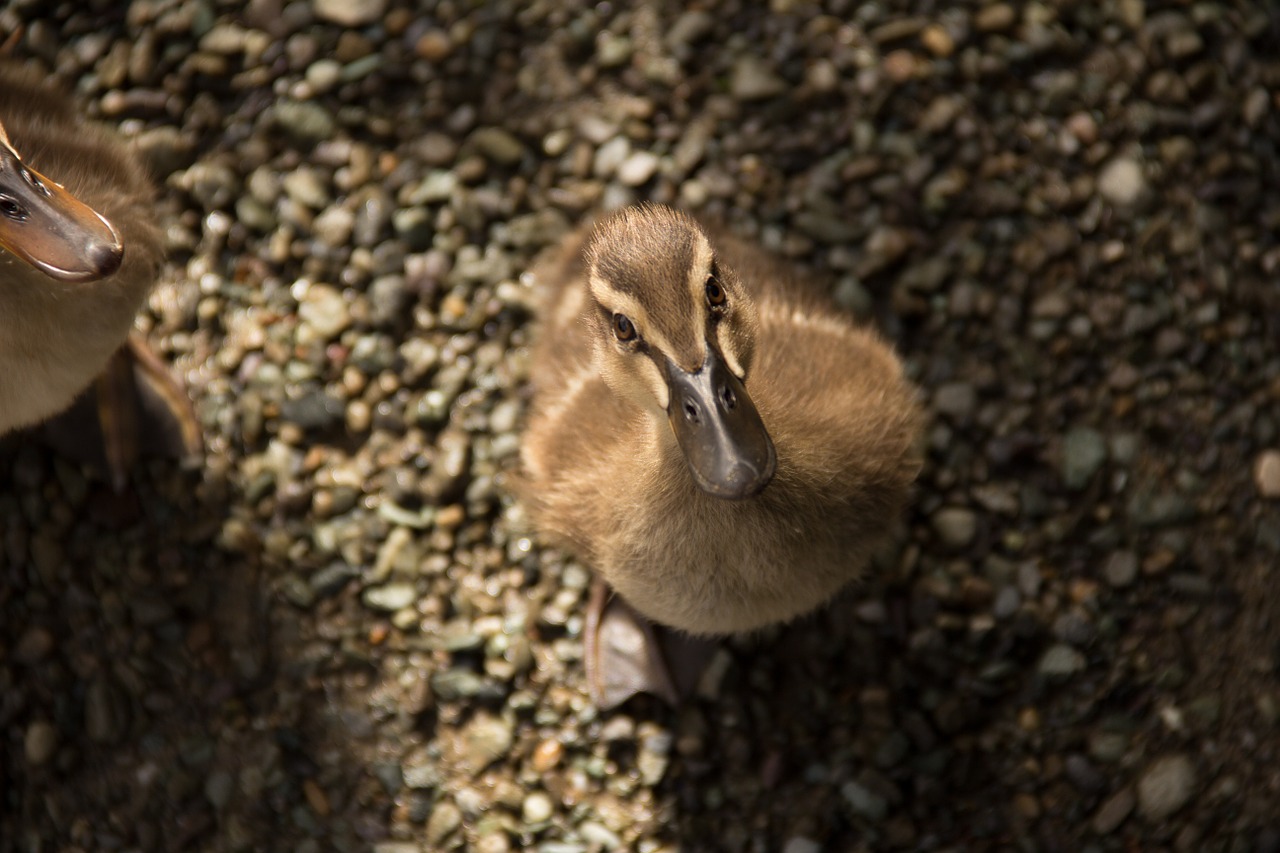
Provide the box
[1038,643,1086,678]
[841,780,888,821]
[425,800,462,846]
[314,0,386,27]
[13,626,54,664]
[531,739,563,772]
[362,583,417,612]
[1103,551,1139,588]
[1137,754,1196,821]
[468,127,525,165]
[579,823,622,849]
[882,49,918,83]
[269,100,336,143]
[617,150,660,186]
[933,381,976,420]
[522,791,554,823]
[1088,731,1130,764]
[1254,450,1280,499]
[783,839,822,853]
[459,712,514,774]
[84,674,130,744]
[932,507,977,550]
[24,721,58,766]
[920,24,955,57]
[1098,156,1146,206]
[1060,427,1108,490]
[298,283,351,340]
[1092,787,1135,834]
[975,3,1016,31]
[730,56,786,100]
[415,29,452,62]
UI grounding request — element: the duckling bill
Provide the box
[0,126,124,282]
[520,203,924,708]
[665,343,775,499]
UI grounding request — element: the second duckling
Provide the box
[520,204,923,707]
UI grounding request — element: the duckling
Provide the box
[0,60,200,485]
[520,204,923,707]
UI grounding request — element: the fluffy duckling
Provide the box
[520,204,923,707]
[0,61,199,484]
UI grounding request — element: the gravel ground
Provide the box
[2,1,1279,851]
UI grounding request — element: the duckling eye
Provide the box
[0,195,27,221]
[705,276,726,307]
[613,313,637,342]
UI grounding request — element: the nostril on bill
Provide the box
[720,385,736,410]
[684,401,700,423]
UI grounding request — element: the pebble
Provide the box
[1092,787,1135,834]
[841,780,888,821]
[84,674,129,744]
[361,583,417,612]
[1098,156,1146,206]
[617,150,660,186]
[1060,427,1108,490]
[24,721,58,766]
[1137,754,1197,821]
[1255,450,1280,498]
[425,801,462,846]
[468,127,526,165]
[314,0,386,26]
[1103,551,1139,588]
[522,791,554,823]
[932,507,977,550]
[730,56,786,100]
[459,712,514,774]
[782,839,822,853]
[1038,644,1086,678]
[933,381,976,420]
[920,24,955,57]
[975,4,1016,31]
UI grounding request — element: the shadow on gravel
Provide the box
[0,436,411,851]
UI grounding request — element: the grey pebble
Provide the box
[1103,551,1139,588]
[1038,643,1086,679]
[841,780,888,821]
[1137,754,1196,821]
[1060,427,1108,491]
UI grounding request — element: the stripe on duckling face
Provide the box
[585,207,712,372]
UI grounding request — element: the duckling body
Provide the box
[0,61,198,484]
[521,204,922,693]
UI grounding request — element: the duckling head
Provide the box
[0,121,123,282]
[583,204,776,500]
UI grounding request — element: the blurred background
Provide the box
[1,1,1278,850]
